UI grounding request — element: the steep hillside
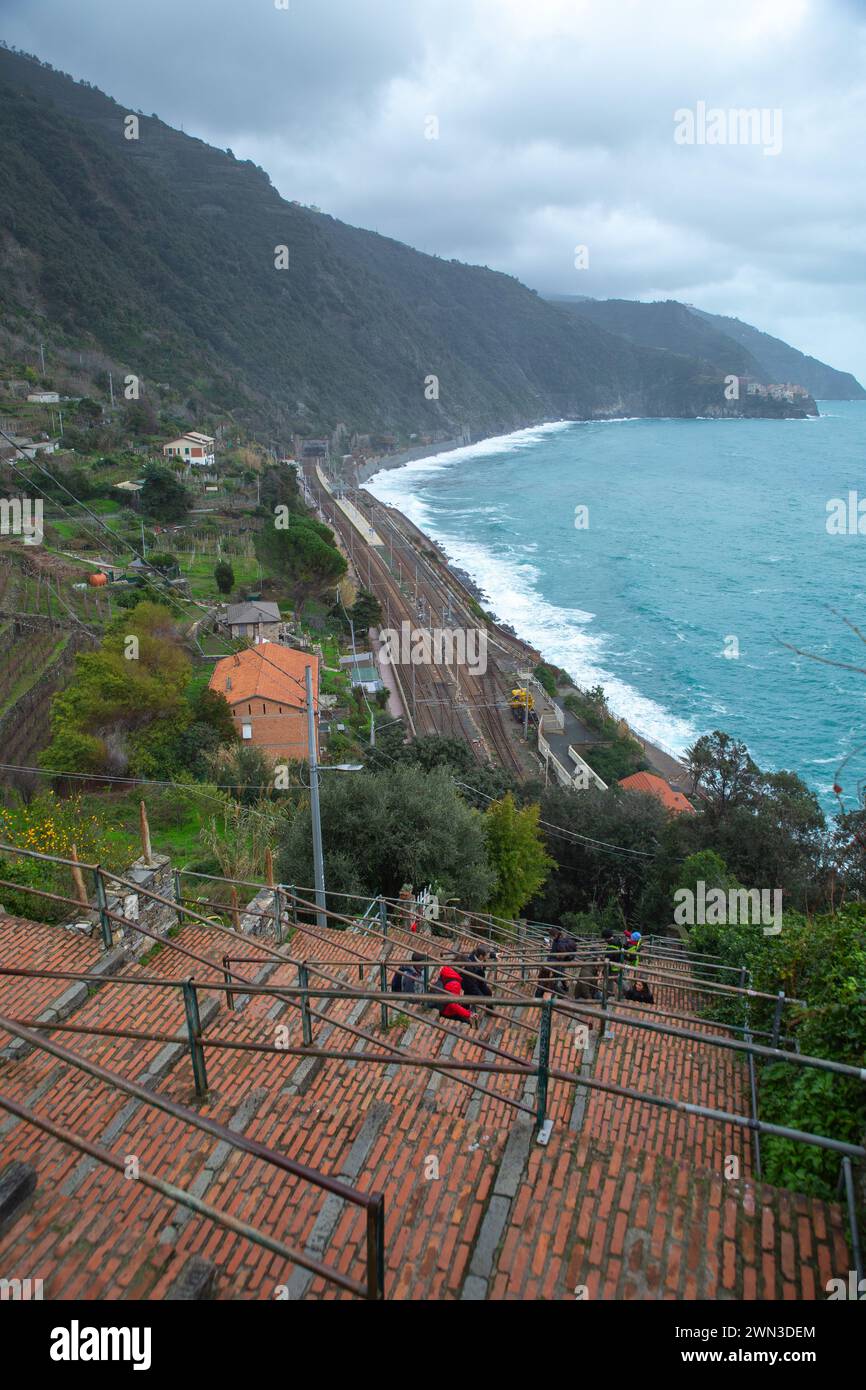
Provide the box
[549,296,766,377]
[693,308,865,400]
[0,46,819,439]
[551,296,863,400]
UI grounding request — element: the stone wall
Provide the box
[67,854,178,957]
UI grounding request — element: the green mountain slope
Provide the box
[0,46,821,439]
[550,296,863,400]
[692,308,865,400]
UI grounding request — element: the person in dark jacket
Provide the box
[535,930,577,998]
[454,948,493,998]
[602,928,625,971]
[436,965,478,1028]
[390,953,424,996]
[623,977,654,1005]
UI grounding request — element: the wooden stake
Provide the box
[230,886,241,932]
[265,848,274,888]
[139,800,153,866]
[70,844,89,907]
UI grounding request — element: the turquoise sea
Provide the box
[366,405,866,814]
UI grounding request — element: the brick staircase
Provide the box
[0,908,854,1300]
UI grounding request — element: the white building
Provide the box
[163,431,216,467]
[1,435,59,459]
[27,391,60,404]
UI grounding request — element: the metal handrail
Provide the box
[0,859,537,1114]
[3,846,863,1251]
[6,986,863,1162]
[1,954,862,1103]
[0,1009,385,1299]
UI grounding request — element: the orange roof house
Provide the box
[209,643,319,764]
[618,771,695,815]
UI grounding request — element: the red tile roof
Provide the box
[210,643,318,710]
[618,770,695,814]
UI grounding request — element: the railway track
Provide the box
[305,467,528,777]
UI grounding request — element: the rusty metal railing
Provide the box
[0,1008,385,1299]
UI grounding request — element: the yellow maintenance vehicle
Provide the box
[509,688,536,725]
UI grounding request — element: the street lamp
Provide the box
[304,662,363,929]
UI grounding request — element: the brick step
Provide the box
[1,914,843,1302]
[469,1126,850,1301]
[0,914,104,1049]
[0,913,519,1299]
[584,1025,752,1174]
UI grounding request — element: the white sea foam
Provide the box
[366,422,699,758]
[392,516,698,757]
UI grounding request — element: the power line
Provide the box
[451,778,659,858]
[2,447,662,860]
[2,432,313,701]
[0,432,205,633]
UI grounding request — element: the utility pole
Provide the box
[39,342,45,375]
[524,690,529,741]
[108,371,115,408]
[306,662,327,932]
[140,518,146,557]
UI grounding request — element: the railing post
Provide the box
[379,963,389,1029]
[181,979,208,1097]
[536,998,552,1131]
[771,991,785,1048]
[273,886,283,945]
[289,885,298,929]
[222,955,235,1012]
[839,1157,864,1285]
[298,963,313,1045]
[378,896,388,936]
[173,869,182,907]
[365,1194,386,1300]
[93,868,113,950]
[738,964,747,1025]
[601,959,609,1014]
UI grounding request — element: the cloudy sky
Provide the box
[5,0,866,382]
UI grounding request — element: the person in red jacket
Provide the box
[437,966,478,1029]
